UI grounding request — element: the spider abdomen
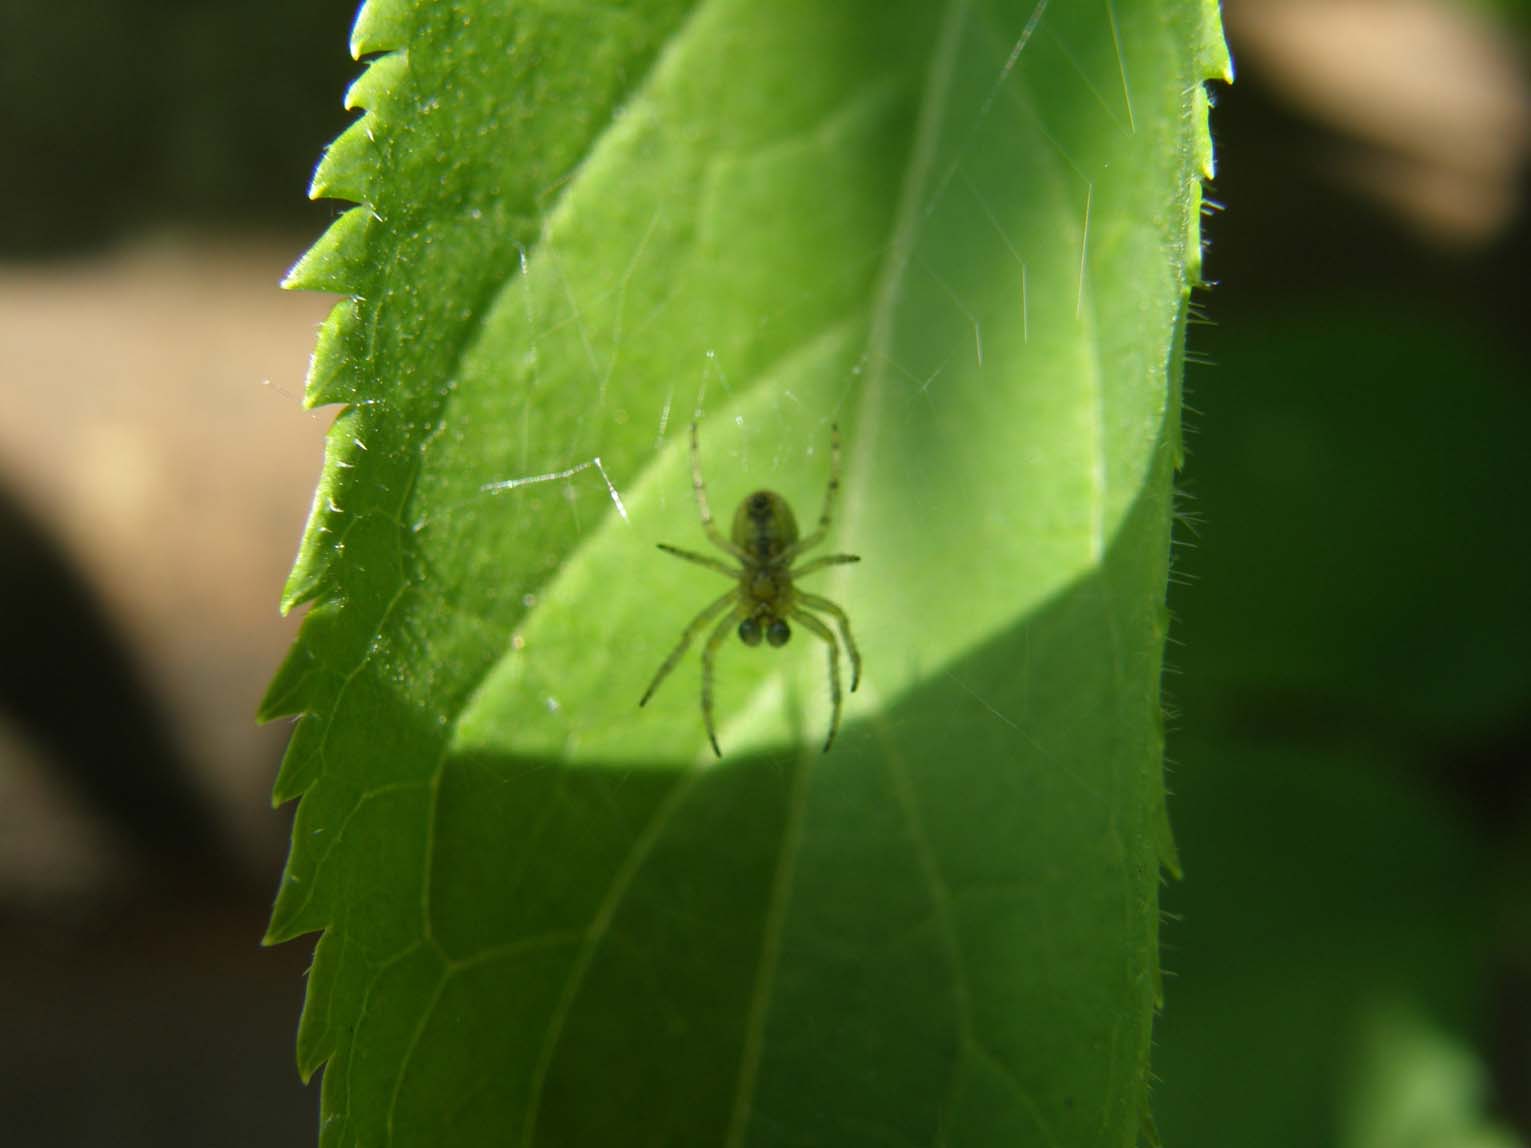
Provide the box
[731,489,798,558]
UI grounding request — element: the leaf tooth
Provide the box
[305,298,368,409]
[350,0,413,60]
[1199,5,1236,88]
[307,53,409,214]
[259,638,320,724]
[283,206,374,295]
[309,114,378,206]
[280,485,340,615]
[263,889,311,947]
[1185,13,1232,290]
[279,410,369,613]
[265,804,331,939]
[343,48,409,114]
[1156,794,1183,881]
[264,775,336,932]
[294,931,341,1080]
[271,710,330,808]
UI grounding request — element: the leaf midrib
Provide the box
[721,1,974,1141]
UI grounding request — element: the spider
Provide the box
[639,422,862,757]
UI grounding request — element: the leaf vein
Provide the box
[722,747,814,1148]
[519,770,698,1142]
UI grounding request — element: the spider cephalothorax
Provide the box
[639,423,862,756]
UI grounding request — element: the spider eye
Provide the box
[766,619,791,648]
[738,618,763,646]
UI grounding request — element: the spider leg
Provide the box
[796,593,861,693]
[656,544,741,578]
[782,422,842,560]
[639,590,738,708]
[789,553,860,578]
[699,605,745,758]
[689,421,749,561]
[789,607,844,753]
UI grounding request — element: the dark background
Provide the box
[0,1,1526,1145]
[1,2,359,1143]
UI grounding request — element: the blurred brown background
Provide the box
[1,1,357,1143]
[0,1,1527,1145]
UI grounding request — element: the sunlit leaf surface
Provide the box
[264,1,1228,1143]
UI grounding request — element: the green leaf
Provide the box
[264,1,1228,1144]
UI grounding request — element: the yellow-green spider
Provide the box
[639,422,862,756]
